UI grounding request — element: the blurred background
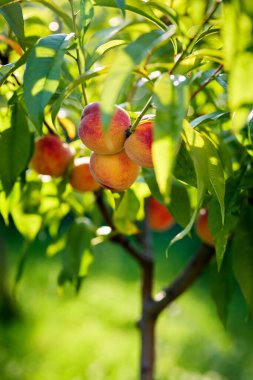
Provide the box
[1,218,253,380]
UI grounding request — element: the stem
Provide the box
[44,119,57,135]
[170,0,222,74]
[69,0,88,105]
[130,96,153,133]
[190,64,223,100]
[151,245,215,317]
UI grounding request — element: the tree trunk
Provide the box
[140,314,156,380]
[140,263,156,380]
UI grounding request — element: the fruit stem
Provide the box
[130,96,153,134]
[69,0,88,106]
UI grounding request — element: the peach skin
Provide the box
[147,197,174,231]
[70,157,100,192]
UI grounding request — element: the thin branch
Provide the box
[190,64,223,100]
[170,0,222,74]
[129,96,153,133]
[69,0,88,105]
[44,119,57,135]
[150,244,215,317]
[95,190,152,268]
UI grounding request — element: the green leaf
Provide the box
[209,253,235,327]
[0,190,11,224]
[232,205,253,314]
[142,168,163,203]
[174,141,197,188]
[115,0,125,17]
[93,0,168,30]
[169,181,191,228]
[113,189,140,235]
[0,101,32,194]
[0,3,25,50]
[58,218,94,290]
[170,121,225,246]
[0,48,32,86]
[79,0,94,37]
[209,168,245,270]
[143,168,191,228]
[12,208,42,241]
[152,73,186,202]
[51,66,107,121]
[190,111,229,129]
[101,27,175,129]
[24,33,74,132]
[230,53,253,109]
[46,235,67,256]
[0,0,19,7]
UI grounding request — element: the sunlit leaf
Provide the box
[152,73,186,202]
[24,33,74,132]
[113,189,140,235]
[101,27,175,129]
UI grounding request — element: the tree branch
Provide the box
[95,190,152,268]
[150,244,215,317]
[190,64,223,100]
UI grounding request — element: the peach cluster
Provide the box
[78,102,140,192]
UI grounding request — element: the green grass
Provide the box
[0,226,253,380]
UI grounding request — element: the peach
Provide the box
[124,119,153,168]
[195,208,214,247]
[89,150,140,192]
[78,102,131,155]
[70,157,100,192]
[148,197,174,231]
[30,134,74,177]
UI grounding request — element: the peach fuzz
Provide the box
[30,134,74,177]
[70,157,100,192]
[89,150,140,192]
[124,120,153,168]
[78,102,131,155]
[148,197,174,231]
[195,208,214,247]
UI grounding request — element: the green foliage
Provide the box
[0,100,32,194]
[0,3,25,49]
[0,0,253,327]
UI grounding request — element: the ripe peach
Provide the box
[89,150,140,192]
[70,157,100,192]
[195,208,214,247]
[30,134,74,177]
[147,197,174,231]
[78,102,131,155]
[124,119,153,168]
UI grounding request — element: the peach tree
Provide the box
[0,0,253,379]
